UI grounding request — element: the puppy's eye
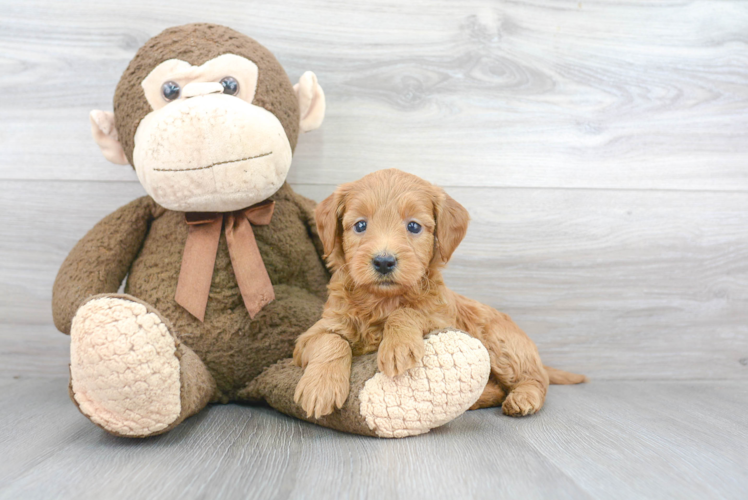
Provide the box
[407,221,422,234]
[220,76,239,95]
[162,81,181,101]
[353,220,367,233]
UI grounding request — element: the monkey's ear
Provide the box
[90,110,129,165]
[294,71,325,133]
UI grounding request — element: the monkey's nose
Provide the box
[182,82,224,98]
[372,254,397,275]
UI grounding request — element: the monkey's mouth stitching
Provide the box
[153,152,273,172]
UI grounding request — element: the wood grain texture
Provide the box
[0,325,69,379]
[2,181,746,380]
[1,1,748,190]
[0,377,746,500]
[1,1,747,381]
[1,2,747,498]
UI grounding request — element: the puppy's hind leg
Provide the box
[469,376,506,410]
[481,312,549,417]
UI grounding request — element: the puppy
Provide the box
[293,169,586,419]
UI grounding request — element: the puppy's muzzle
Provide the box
[372,254,397,276]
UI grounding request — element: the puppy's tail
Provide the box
[545,365,588,385]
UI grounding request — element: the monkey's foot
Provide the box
[358,329,490,438]
[242,328,490,438]
[69,295,211,437]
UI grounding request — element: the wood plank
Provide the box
[0,378,746,499]
[0,378,98,488]
[0,324,69,379]
[1,1,748,190]
[1,180,746,380]
[441,186,748,381]
[515,381,748,499]
[0,181,147,326]
[0,379,18,389]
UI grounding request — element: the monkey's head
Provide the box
[90,24,325,212]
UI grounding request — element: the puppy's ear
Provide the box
[433,189,470,264]
[315,188,346,271]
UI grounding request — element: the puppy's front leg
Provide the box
[378,309,428,378]
[293,320,352,419]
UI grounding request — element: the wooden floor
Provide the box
[1,0,747,498]
[1,377,746,500]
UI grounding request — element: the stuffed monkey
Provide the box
[52,24,490,439]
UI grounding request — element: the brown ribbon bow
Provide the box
[175,200,276,322]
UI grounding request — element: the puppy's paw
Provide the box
[294,364,350,419]
[378,334,426,378]
[502,385,544,417]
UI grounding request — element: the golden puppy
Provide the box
[293,169,586,419]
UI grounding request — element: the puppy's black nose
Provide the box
[372,254,397,275]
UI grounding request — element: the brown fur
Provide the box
[53,25,328,406]
[54,24,369,437]
[53,184,330,400]
[293,169,586,419]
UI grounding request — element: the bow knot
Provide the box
[175,200,276,322]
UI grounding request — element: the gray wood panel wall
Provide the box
[1,0,746,381]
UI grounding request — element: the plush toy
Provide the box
[52,24,490,439]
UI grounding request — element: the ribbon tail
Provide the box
[226,214,275,319]
[175,217,223,322]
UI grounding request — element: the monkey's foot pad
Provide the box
[359,329,490,438]
[70,296,181,437]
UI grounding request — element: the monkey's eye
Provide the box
[407,221,422,234]
[161,81,181,101]
[220,76,239,95]
[353,220,367,234]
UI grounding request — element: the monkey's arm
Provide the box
[290,189,331,301]
[52,196,159,334]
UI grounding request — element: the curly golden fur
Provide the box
[293,169,586,419]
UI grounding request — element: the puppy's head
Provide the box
[315,169,469,296]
